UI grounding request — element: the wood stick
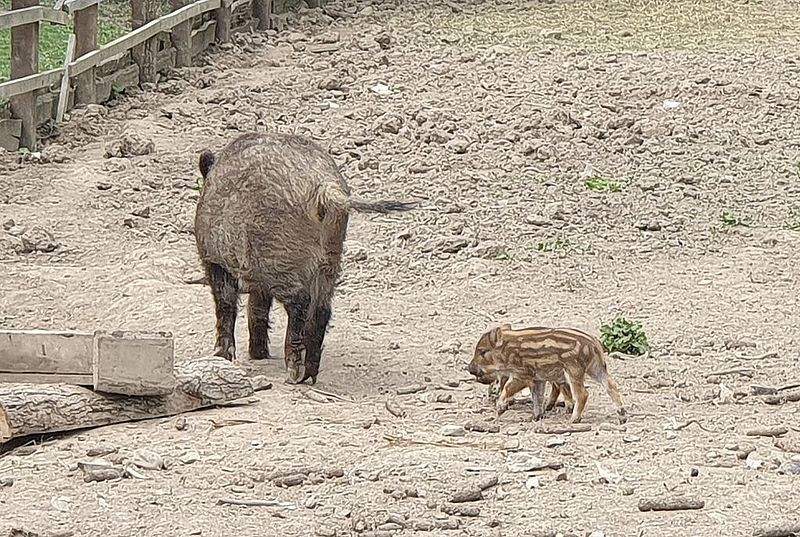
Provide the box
[55,34,76,123]
[532,424,592,434]
[752,525,800,537]
[746,426,788,438]
[638,497,705,512]
[706,368,755,378]
[671,419,714,433]
[765,391,800,406]
[216,498,292,508]
[0,356,253,444]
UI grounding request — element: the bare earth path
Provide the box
[1,0,800,535]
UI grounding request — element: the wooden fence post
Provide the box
[170,0,191,67]
[72,1,99,105]
[252,0,271,31]
[131,0,160,84]
[9,0,40,150]
[215,0,231,43]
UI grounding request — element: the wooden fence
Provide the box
[0,0,291,151]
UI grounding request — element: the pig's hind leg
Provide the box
[205,262,239,361]
[247,288,273,360]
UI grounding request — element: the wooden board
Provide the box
[0,67,62,101]
[0,329,94,380]
[0,329,176,396]
[0,118,22,151]
[0,356,254,444]
[0,6,70,30]
[93,330,175,396]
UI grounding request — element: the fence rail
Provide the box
[0,5,70,29]
[0,0,280,151]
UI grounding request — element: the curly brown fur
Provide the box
[195,132,352,385]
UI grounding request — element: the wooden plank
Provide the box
[0,372,94,384]
[0,330,94,377]
[69,0,220,77]
[0,119,22,151]
[170,0,192,68]
[56,33,76,123]
[73,3,98,105]
[251,0,269,30]
[9,0,40,150]
[56,0,101,15]
[0,356,254,444]
[0,6,70,29]
[0,68,62,100]
[92,331,175,396]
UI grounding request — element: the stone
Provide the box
[440,425,466,437]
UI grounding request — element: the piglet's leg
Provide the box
[530,380,547,421]
[544,382,561,411]
[490,373,509,399]
[496,376,526,417]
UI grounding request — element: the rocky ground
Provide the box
[1,0,800,535]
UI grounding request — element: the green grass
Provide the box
[721,210,748,227]
[585,176,622,193]
[0,0,131,83]
[535,237,572,254]
[410,0,800,53]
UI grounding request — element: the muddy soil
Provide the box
[1,0,799,536]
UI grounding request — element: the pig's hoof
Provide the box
[249,349,272,360]
[285,364,306,385]
[213,345,235,361]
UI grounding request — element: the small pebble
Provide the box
[440,425,466,437]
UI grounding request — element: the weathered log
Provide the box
[0,356,253,444]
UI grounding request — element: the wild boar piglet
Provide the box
[468,324,626,423]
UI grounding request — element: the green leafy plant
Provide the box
[721,210,747,227]
[536,238,572,253]
[600,316,649,356]
[585,176,622,193]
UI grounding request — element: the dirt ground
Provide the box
[2,0,800,535]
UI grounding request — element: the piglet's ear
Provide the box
[488,326,503,347]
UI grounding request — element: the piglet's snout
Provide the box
[467,362,481,377]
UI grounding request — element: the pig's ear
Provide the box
[199,149,216,179]
[499,323,511,331]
